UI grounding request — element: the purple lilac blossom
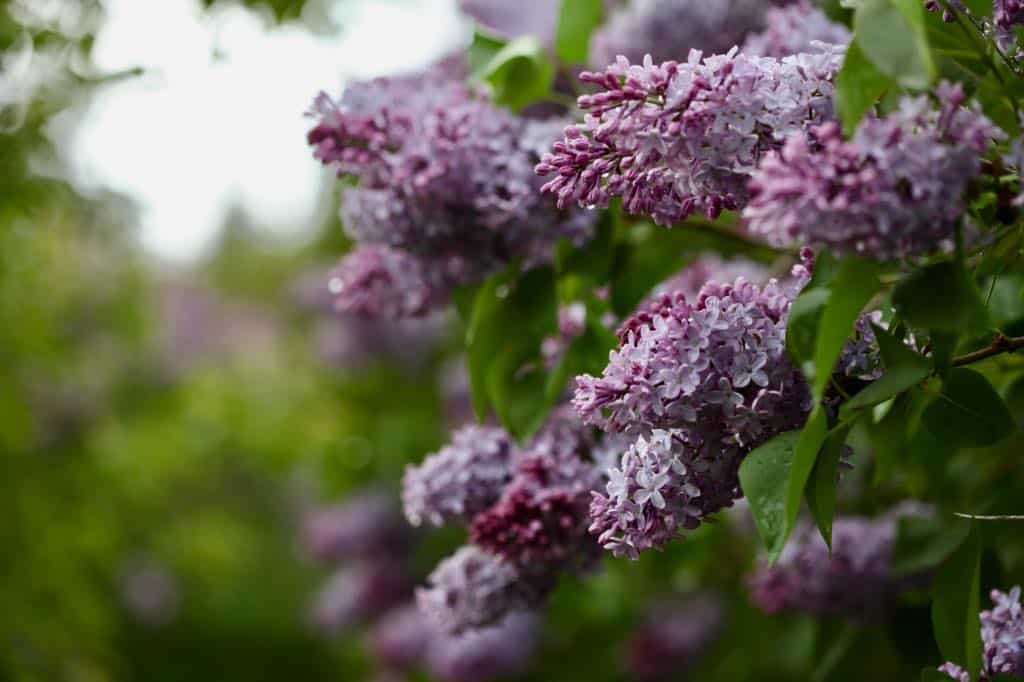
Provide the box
[744,83,1004,259]
[995,0,1024,29]
[648,255,767,302]
[119,557,180,627]
[302,492,409,563]
[426,612,541,682]
[311,562,410,634]
[416,546,555,634]
[589,0,768,68]
[541,301,588,368]
[939,586,1024,680]
[537,46,844,226]
[623,592,725,680]
[741,1,850,57]
[402,425,516,527]
[369,604,434,671]
[747,507,927,618]
[458,0,559,45]
[309,68,594,317]
[578,268,812,557]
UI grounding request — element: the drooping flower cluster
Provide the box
[744,83,1004,259]
[747,506,929,618]
[308,67,594,317]
[589,0,768,68]
[537,46,844,225]
[408,407,607,632]
[741,2,850,58]
[939,586,1024,681]
[622,592,725,681]
[577,268,812,558]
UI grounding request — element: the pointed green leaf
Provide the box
[738,430,802,559]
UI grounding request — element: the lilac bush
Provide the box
[744,84,1003,259]
[536,46,844,225]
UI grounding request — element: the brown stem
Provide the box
[951,333,1024,367]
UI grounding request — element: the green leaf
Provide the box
[779,407,829,560]
[467,28,507,78]
[486,348,549,438]
[931,523,982,676]
[475,36,555,110]
[892,261,990,334]
[555,0,603,64]
[840,324,931,418]
[810,257,882,402]
[922,367,1017,448]
[892,515,972,575]
[854,0,935,89]
[786,250,841,365]
[805,424,852,549]
[835,39,895,132]
[738,430,802,559]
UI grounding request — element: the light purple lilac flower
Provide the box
[648,255,767,302]
[589,0,768,68]
[747,507,928,618]
[402,425,516,527]
[426,612,541,682]
[369,604,434,671]
[416,546,554,634]
[309,68,594,317]
[995,0,1024,29]
[623,592,725,681]
[741,1,850,57]
[939,586,1024,681]
[744,83,1004,259]
[458,0,559,45]
[302,492,409,563]
[578,270,812,557]
[537,46,844,225]
[311,562,410,634]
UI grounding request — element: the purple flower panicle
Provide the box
[939,586,1024,680]
[742,1,850,57]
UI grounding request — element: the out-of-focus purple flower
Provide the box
[995,0,1024,29]
[648,255,767,302]
[426,611,541,682]
[311,562,410,634]
[537,47,843,226]
[741,2,850,57]
[542,301,589,368]
[440,358,475,428]
[416,546,554,634]
[302,492,409,563]
[402,425,516,527]
[939,586,1024,680]
[744,83,1004,259]
[119,557,180,627]
[309,67,594,317]
[623,592,725,681]
[924,0,964,23]
[458,0,559,44]
[369,604,434,671]
[747,507,928,618]
[589,0,767,68]
[577,270,811,557]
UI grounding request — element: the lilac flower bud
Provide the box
[416,546,554,634]
[623,593,725,681]
[402,425,516,527]
[747,508,928,618]
[426,612,541,682]
[302,492,409,563]
[939,586,1024,680]
[589,0,768,69]
[368,604,433,671]
[744,83,1004,259]
[311,563,410,634]
[538,47,844,226]
[741,2,850,57]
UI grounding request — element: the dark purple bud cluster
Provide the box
[308,66,594,317]
[744,83,1003,259]
[537,47,844,225]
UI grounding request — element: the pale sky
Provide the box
[59,0,468,262]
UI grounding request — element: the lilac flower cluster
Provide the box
[408,407,608,632]
[648,255,766,302]
[308,67,594,317]
[312,563,410,634]
[302,491,410,562]
[589,0,768,68]
[995,0,1024,29]
[747,507,928,618]
[537,46,844,225]
[744,83,1003,259]
[577,270,812,558]
[939,586,1024,681]
[741,2,850,58]
[370,605,540,682]
[623,592,725,681]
